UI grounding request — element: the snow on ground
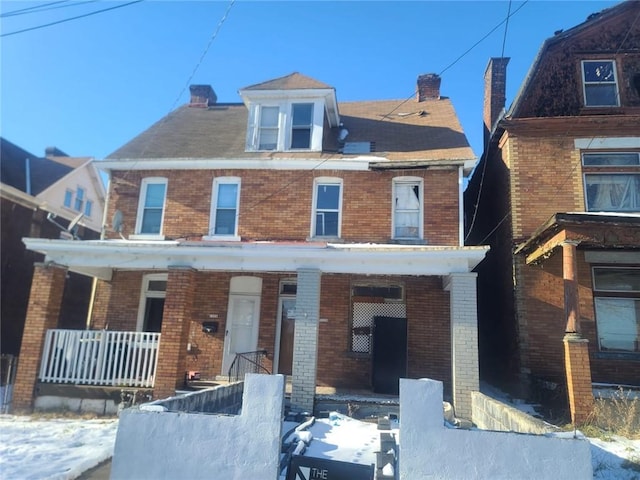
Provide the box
[0,414,118,480]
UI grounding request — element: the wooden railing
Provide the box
[39,329,160,388]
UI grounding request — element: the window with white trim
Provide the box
[312,178,342,238]
[64,189,73,208]
[208,177,241,240]
[583,152,640,212]
[258,106,279,150]
[582,60,619,107]
[247,101,320,152]
[592,267,640,353]
[392,177,423,240]
[135,177,167,236]
[291,103,313,149]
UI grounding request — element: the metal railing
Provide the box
[39,329,160,388]
[227,350,270,382]
[1,354,17,413]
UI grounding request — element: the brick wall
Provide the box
[12,263,67,411]
[106,168,460,245]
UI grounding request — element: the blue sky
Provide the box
[1,0,621,165]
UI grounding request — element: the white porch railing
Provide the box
[39,329,160,388]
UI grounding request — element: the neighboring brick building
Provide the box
[465,1,640,423]
[0,139,105,357]
[17,72,488,418]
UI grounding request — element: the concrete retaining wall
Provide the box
[145,381,243,414]
[110,374,285,480]
[471,391,558,434]
[400,379,592,480]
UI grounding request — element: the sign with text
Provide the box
[286,456,374,480]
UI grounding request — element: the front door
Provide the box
[221,294,261,375]
[372,316,407,395]
[276,297,296,375]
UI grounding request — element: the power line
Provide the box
[501,0,512,58]
[1,0,143,38]
[1,1,99,19]
[1,1,68,18]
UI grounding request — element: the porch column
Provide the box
[153,267,196,400]
[290,268,321,413]
[561,241,594,425]
[444,272,479,420]
[13,263,67,412]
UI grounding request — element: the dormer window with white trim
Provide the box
[291,103,313,149]
[247,101,322,152]
[239,73,340,153]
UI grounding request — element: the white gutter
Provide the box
[23,238,489,280]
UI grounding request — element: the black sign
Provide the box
[286,456,374,480]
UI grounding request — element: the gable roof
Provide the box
[0,137,72,195]
[107,77,474,163]
[241,72,334,91]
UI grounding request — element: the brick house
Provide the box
[15,72,488,418]
[465,1,640,423]
[1,138,105,358]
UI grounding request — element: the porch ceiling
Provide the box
[22,238,489,279]
[515,212,640,265]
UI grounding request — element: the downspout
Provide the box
[85,168,111,329]
[458,165,464,247]
[24,158,31,195]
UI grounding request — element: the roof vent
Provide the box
[189,85,217,108]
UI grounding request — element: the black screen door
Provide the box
[372,316,407,395]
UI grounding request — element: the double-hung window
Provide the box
[74,187,85,212]
[392,177,423,240]
[592,267,640,353]
[64,189,73,208]
[291,103,313,149]
[312,178,342,238]
[247,101,320,152]
[258,106,279,150]
[582,60,619,107]
[134,177,167,237]
[208,177,241,240]
[583,152,640,212]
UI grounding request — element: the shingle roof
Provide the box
[0,137,72,195]
[241,72,334,91]
[107,78,474,162]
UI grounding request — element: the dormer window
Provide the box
[239,73,341,153]
[258,106,279,150]
[291,103,313,149]
[248,102,320,152]
[582,60,619,107]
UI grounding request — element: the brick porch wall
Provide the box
[153,267,196,399]
[564,334,594,425]
[12,263,67,411]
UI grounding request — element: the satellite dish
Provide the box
[68,212,84,232]
[112,210,124,233]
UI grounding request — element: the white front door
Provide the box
[222,294,261,375]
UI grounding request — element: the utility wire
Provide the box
[1,0,143,37]
[501,0,512,58]
[1,1,68,18]
[1,0,99,18]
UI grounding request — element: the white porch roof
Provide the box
[23,238,489,281]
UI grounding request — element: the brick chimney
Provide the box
[417,74,441,101]
[189,85,217,108]
[483,57,509,145]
